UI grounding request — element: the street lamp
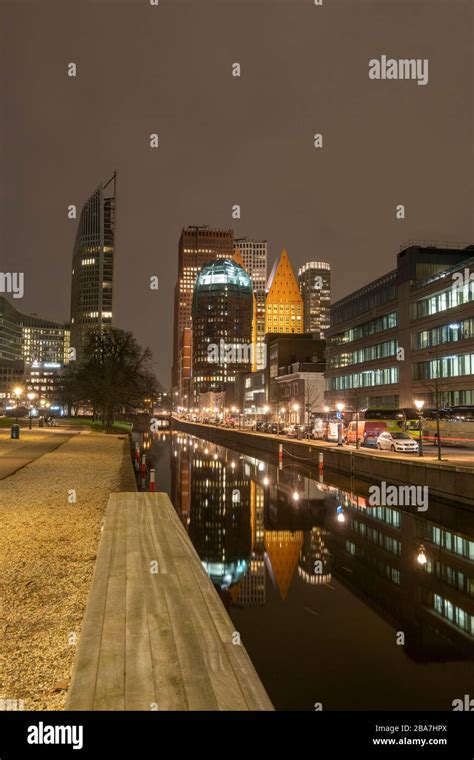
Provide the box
[27,392,36,430]
[292,403,300,425]
[278,406,286,435]
[336,402,345,446]
[13,386,23,423]
[417,544,427,565]
[414,399,424,457]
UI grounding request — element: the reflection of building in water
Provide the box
[264,530,304,601]
[262,467,334,599]
[188,447,251,589]
[298,528,331,585]
[235,481,266,605]
[328,491,474,661]
[171,436,190,525]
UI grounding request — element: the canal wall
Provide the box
[172,418,474,507]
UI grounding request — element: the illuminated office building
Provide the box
[172,227,234,400]
[298,261,331,338]
[70,173,116,361]
[264,249,304,335]
[192,258,254,404]
[234,239,267,368]
[325,242,474,408]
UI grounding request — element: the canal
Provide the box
[137,429,474,711]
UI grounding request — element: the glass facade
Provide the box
[413,318,474,349]
[413,282,474,320]
[328,312,397,346]
[413,352,474,381]
[192,259,254,398]
[327,339,398,369]
[328,366,399,391]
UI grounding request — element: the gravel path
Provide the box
[0,432,129,710]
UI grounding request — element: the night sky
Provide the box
[1,0,472,386]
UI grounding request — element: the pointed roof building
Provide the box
[265,249,304,334]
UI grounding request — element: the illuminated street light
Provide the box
[292,491,300,502]
[414,399,425,458]
[27,392,36,430]
[417,545,427,565]
[335,402,345,446]
[263,476,270,486]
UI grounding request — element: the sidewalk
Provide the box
[0,429,76,480]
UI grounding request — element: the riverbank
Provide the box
[0,432,134,710]
[172,418,474,506]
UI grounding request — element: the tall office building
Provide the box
[234,238,267,368]
[70,173,116,361]
[172,226,234,399]
[298,261,331,337]
[191,258,254,403]
[264,249,304,335]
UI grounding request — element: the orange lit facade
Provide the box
[264,249,304,335]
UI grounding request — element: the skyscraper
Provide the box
[298,261,331,338]
[70,173,116,361]
[234,238,267,368]
[191,258,254,403]
[172,226,233,399]
[264,249,304,335]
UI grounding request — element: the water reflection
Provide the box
[144,430,474,708]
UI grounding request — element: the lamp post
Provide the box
[292,402,300,426]
[13,386,23,424]
[414,399,424,457]
[27,392,36,429]
[336,402,345,446]
[417,544,427,566]
[278,406,286,435]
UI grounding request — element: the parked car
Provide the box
[266,422,279,434]
[376,431,419,453]
[286,424,306,439]
[345,421,388,447]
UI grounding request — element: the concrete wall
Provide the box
[172,418,474,507]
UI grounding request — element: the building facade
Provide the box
[191,258,254,404]
[234,238,267,368]
[70,173,116,361]
[0,296,70,365]
[264,249,304,335]
[325,243,474,409]
[266,332,326,417]
[298,261,331,338]
[172,226,234,400]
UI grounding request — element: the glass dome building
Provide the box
[192,258,255,399]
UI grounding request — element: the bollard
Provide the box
[318,452,324,473]
[150,468,156,492]
[134,444,140,471]
[140,454,147,477]
[11,424,20,440]
[278,443,283,470]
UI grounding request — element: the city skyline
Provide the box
[1,1,472,387]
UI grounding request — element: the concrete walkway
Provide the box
[0,429,76,479]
